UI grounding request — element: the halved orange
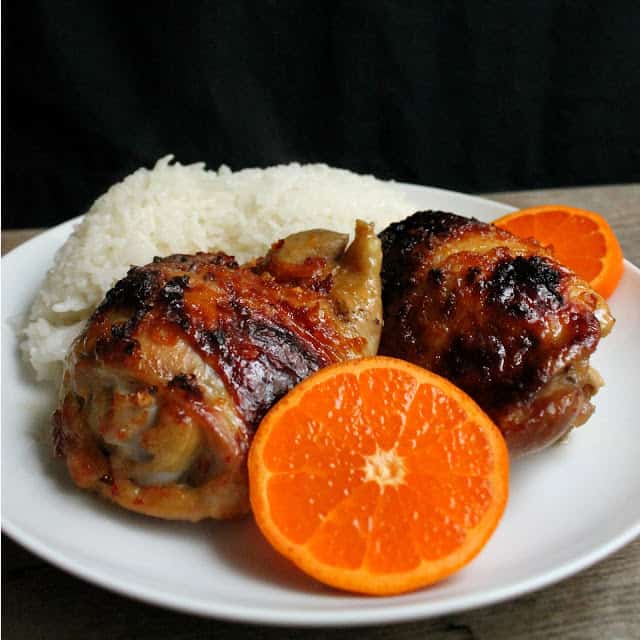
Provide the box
[493,205,623,298]
[248,356,509,595]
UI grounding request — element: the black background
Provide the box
[3,1,640,229]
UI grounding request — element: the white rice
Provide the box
[22,156,414,382]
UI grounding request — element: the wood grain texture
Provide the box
[1,229,43,256]
[2,185,639,639]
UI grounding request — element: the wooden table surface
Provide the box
[2,184,639,639]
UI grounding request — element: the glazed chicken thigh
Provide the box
[379,211,613,456]
[54,221,382,520]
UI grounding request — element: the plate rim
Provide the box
[3,184,640,627]
[3,513,640,627]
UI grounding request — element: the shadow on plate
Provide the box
[206,516,333,596]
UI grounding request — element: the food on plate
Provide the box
[249,356,509,595]
[53,222,383,520]
[22,156,411,382]
[378,211,614,456]
[493,205,623,298]
[21,149,619,594]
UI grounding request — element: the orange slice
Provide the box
[493,205,623,298]
[248,356,509,595]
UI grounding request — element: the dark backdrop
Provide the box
[3,1,640,229]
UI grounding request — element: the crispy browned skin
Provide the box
[54,221,382,520]
[379,211,614,456]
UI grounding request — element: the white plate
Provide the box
[3,185,640,627]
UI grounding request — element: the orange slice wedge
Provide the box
[249,356,509,595]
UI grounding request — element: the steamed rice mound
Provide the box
[22,156,413,382]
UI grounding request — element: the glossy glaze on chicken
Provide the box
[379,211,613,456]
[54,221,382,520]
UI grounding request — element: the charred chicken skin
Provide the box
[379,211,613,456]
[54,221,382,520]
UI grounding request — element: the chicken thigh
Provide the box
[54,221,382,520]
[379,211,613,456]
